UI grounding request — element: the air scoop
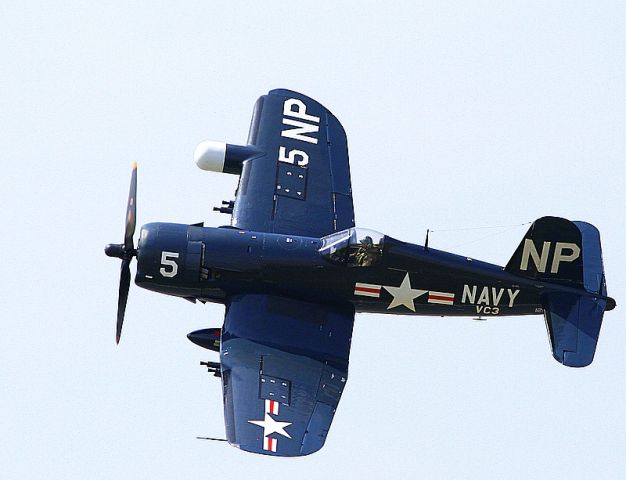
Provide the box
[194,140,261,175]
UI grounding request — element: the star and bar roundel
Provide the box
[354,273,455,312]
[247,399,292,453]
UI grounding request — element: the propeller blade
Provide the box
[116,258,131,344]
[124,162,138,251]
[107,163,138,344]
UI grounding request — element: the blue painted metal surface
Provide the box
[541,221,609,367]
[220,295,353,456]
[232,89,355,237]
[543,293,606,367]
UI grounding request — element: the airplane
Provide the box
[105,88,616,457]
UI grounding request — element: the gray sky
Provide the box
[2,1,625,478]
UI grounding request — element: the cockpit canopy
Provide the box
[319,228,385,266]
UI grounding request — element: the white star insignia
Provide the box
[248,413,292,439]
[383,273,427,312]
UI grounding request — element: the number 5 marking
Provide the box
[160,251,179,277]
[278,146,309,166]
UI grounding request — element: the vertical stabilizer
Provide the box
[506,217,613,367]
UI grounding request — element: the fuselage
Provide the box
[134,223,545,318]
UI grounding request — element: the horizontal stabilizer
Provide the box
[543,293,606,367]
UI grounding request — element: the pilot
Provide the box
[353,236,380,266]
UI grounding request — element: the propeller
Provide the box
[105,162,138,344]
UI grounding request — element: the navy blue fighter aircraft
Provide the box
[105,89,615,457]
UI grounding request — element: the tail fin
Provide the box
[506,217,614,367]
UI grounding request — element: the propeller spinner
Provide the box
[105,162,138,344]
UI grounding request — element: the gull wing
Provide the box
[232,89,354,237]
[220,294,354,456]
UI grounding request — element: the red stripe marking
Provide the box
[355,286,380,294]
[268,437,274,451]
[429,294,453,301]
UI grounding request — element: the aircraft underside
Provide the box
[106,88,614,457]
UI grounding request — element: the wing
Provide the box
[220,294,354,456]
[231,89,355,237]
